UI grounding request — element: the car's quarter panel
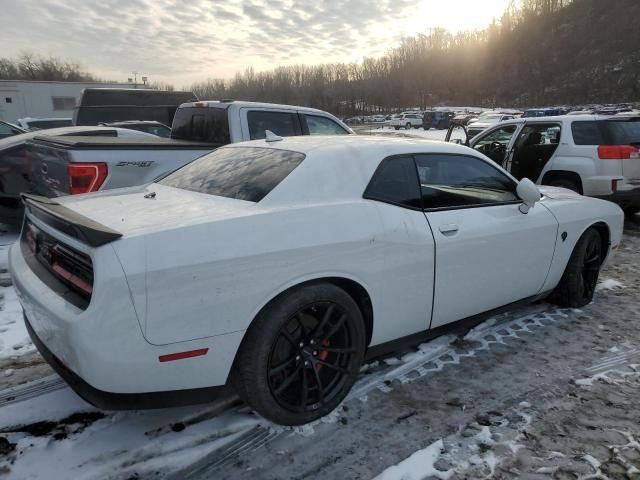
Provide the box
[140,200,435,347]
[537,187,624,292]
[426,202,558,328]
[9,214,242,394]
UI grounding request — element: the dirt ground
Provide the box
[201,216,640,480]
[0,216,639,480]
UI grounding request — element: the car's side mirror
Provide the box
[516,178,541,214]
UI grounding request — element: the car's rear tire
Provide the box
[549,227,603,308]
[233,283,366,426]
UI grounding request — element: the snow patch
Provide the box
[596,278,624,291]
[373,439,452,480]
[0,234,33,361]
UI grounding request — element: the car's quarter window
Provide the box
[247,110,302,140]
[363,156,422,209]
[159,147,304,202]
[571,121,604,145]
[414,154,518,210]
[304,115,348,135]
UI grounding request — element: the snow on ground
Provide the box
[0,231,33,361]
[358,126,467,142]
[373,439,451,480]
[596,277,624,291]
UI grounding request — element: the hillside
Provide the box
[191,0,640,113]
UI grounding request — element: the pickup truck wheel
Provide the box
[623,207,639,217]
[233,283,366,426]
[549,228,602,308]
[405,122,412,130]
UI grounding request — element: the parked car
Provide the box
[11,135,623,426]
[26,100,353,200]
[98,120,171,138]
[344,117,363,125]
[449,113,478,126]
[389,113,422,130]
[521,107,568,118]
[422,110,456,130]
[446,114,640,214]
[74,88,197,126]
[16,117,73,130]
[466,113,518,138]
[0,120,26,139]
[0,127,155,225]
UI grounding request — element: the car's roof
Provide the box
[0,126,154,150]
[179,100,339,116]
[221,135,508,207]
[224,133,475,157]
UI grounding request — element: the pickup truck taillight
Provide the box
[68,163,107,195]
[597,145,639,160]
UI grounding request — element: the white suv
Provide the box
[447,115,640,214]
[389,113,423,130]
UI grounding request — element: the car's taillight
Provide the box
[68,163,107,195]
[597,145,639,160]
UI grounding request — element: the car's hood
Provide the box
[55,183,260,237]
[538,185,583,200]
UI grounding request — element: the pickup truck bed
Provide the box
[28,135,215,198]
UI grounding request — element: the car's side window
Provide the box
[473,125,518,166]
[304,115,348,135]
[363,156,422,209]
[414,154,518,210]
[247,110,301,140]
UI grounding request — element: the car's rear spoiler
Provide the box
[21,193,122,247]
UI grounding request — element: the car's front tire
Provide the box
[233,283,366,426]
[549,227,603,308]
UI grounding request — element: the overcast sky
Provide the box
[1,0,514,87]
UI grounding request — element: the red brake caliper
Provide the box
[315,339,330,372]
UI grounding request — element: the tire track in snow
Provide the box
[183,305,570,477]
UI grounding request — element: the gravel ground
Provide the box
[0,217,638,479]
[204,215,640,480]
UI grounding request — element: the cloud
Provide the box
[0,0,506,86]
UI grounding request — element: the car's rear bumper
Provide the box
[24,313,231,410]
[9,234,244,397]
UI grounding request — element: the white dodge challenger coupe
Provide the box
[9,135,623,426]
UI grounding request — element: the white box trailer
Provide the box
[0,80,134,124]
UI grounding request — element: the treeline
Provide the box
[190,0,640,115]
[0,53,97,82]
[2,0,638,114]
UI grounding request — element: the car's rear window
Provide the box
[572,120,640,145]
[159,147,305,202]
[171,106,231,145]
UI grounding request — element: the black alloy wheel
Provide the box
[579,232,602,301]
[550,227,603,308]
[234,283,365,426]
[267,302,358,414]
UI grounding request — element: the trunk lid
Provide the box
[55,183,259,237]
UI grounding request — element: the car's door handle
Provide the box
[439,224,459,234]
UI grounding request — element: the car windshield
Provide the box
[159,146,305,202]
